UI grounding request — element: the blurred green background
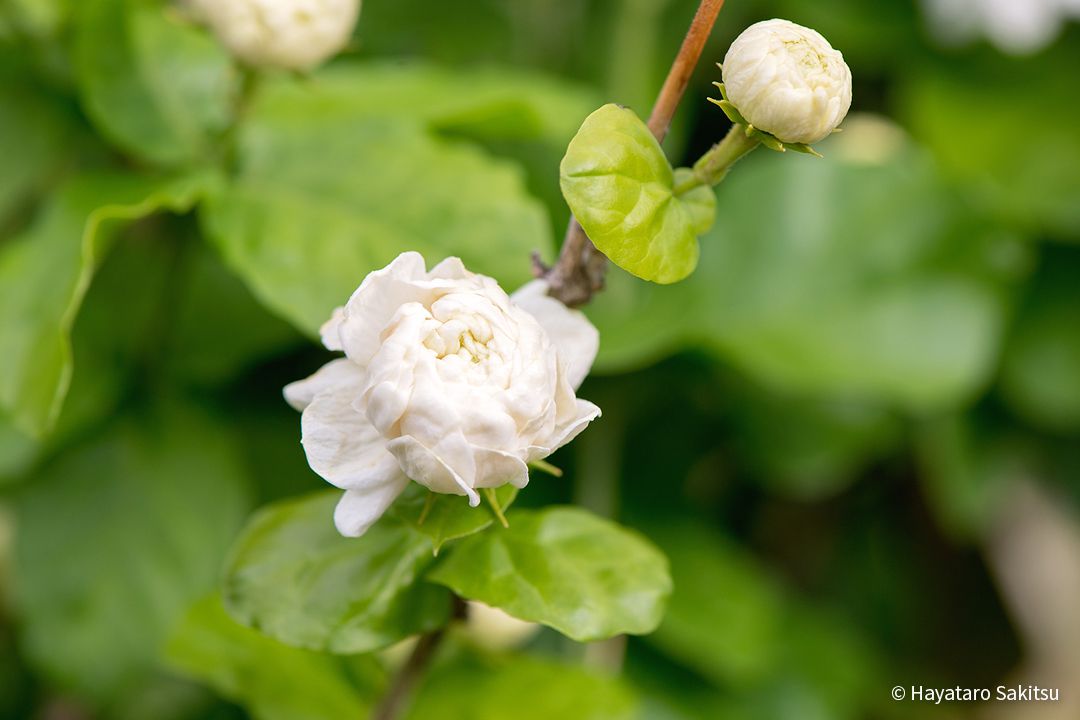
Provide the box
[2,0,1079,718]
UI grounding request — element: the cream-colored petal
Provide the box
[333,476,410,537]
[319,306,346,351]
[338,252,430,365]
[511,280,599,390]
[300,378,403,492]
[527,398,601,462]
[283,358,362,411]
[428,256,471,280]
[386,435,480,505]
[472,447,530,490]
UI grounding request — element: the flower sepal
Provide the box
[709,81,827,158]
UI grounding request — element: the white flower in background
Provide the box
[464,601,540,651]
[285,253,600,537]
[721,19,852,145]
[188,0,361,71]
[922,0,1080,54]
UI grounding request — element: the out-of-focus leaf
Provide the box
[428,506,671,642]
[586,268,701,373]
[49,223,177,446]
[0,0,70,38]
[203,107,548,336]
[646,522,785,685]
[1000,254,1080,431]
[12,402,251,702]
[0,171,211,436]
[74,0,233,166]
[773,0,922,74]
[730,385,900,500]
[169,243,303,385]
[0,418,37,483]
[389,483,518,555]
[406,652,637,720]
[561,103,714,283]
[3,228,175,485]
[771,607,882,720]
[916,416,1024,539]
[167,594,381,720]
[902,44,1080,239]
[222,491,451,654]
[0,79,72,228]
[591,136,1019,411]
[697,144,1012,410]
[638,521,883,719]
[255,62,597,145]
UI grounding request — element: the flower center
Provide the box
[422,316,494,363]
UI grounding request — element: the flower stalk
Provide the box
[674,122,760,195]
[540,0,727,307]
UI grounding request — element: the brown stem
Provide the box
[540,0,727,307]
[371,597,467,720]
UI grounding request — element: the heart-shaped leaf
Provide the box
[560,103,715,284]
[428,506,671,642]
[389,484,518,555]
[222,491,452,654]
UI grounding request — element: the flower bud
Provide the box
[721,19,851,145]
[190,0,361,71]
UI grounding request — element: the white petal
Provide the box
[386,435,480,506]
[283,358,362,411]
[333,476,410,537]
[472,447,530,490]
[300,377,404,493]
[528,399,601,462]
[511,280,599,390]
[338,252,430,365]
[428,256,471,280]
[318,306,346,351]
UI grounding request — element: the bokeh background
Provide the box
[2,0,1079,718]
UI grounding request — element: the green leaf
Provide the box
[702,148,1011,409]
[0,171,211,436]
[428,506,671,642]
[222,491,452,654]
[389,483,518,555]
[915,415,1027,539]
[901,44,1080,238]
[672,168,717,235]
[168,243,303,385]
[253,61,598,145]
[0,78,72,229]
[560,103,715,284]
[74,0,233,166]
[585,268,701,373]
[642,521,883,717]
[406,653,638,720]
[1000,253,1080,431]
[0,0,69,38]
[645,522,785,685]
[203,107,549,336]
[0,417,37,483]
[729,384,900,500]
[166,594,381,720]
[11,402,251,702]
[589,136,1021,411]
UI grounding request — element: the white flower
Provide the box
[922,0,1080,54]
[464,601,540,651]
[722,19,852,145]
[189,0,361,71]
[284,253,601,537]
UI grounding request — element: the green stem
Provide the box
[674,123,760,195]
[221,65,259,172]
[483,488,509,528]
